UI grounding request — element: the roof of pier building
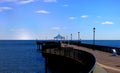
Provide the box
[54,34,65,40]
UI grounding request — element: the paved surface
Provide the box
[62,44,120,73]
[93,64,107,73]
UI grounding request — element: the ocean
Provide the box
[0,40,45,73]
[0,40,119,73]
[81,40,120,48]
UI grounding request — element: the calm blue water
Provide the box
[81,40,120,48]
[0,40,45,73]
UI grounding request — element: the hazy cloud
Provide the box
[0,0,35,4]
[0,7,12,12]
[16,32,32,40]
[43,0,57,3]
[36,10,50,14]
[51,27,61,30]
[63,4,69,7]
[11,28,34,40]
[97,16,101,18]
[69,17,76,20]
[102,21,114,24]
[18,0,35,4]
[0,0,17,3]
[81,15,88,18]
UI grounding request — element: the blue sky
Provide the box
[0,0,120,40]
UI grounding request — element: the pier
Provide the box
[37,40,96,73]
[66,44,120,73]
[36,40,120,73]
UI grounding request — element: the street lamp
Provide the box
[66,35,69,46]
[93,27,96,50]
[78,32,80,42]
[71,34,72,41]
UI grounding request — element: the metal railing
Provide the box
[66,42,120,55]
[42,46,96,73]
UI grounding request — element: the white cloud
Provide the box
[102,21,114,24]
[69,17,76,20]
[18,0,35,4]
[43,0,57,2]
[36,10,50,14]
[0,7,12,12]
[0,0,35,4]
[81,15,88,18]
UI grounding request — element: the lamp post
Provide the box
[78,32,80,42]
[71,34,72,41]
[93,27,96,50]
[66,35,69,46]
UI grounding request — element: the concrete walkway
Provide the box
[62,44,120,73]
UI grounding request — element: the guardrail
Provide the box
[41,42,96,73]
[64,41,120,55]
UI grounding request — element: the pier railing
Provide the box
[82,43,120,55]
[63,41,120,55]
[41,42,96,73]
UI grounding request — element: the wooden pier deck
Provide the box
[63,44,120,73]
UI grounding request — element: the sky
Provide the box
[0,0,120,40]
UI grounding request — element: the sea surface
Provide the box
[0,40,45,73]
[81,40,120,48]
[0,40,120,73]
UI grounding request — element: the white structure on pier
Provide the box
[54,34,65,40]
